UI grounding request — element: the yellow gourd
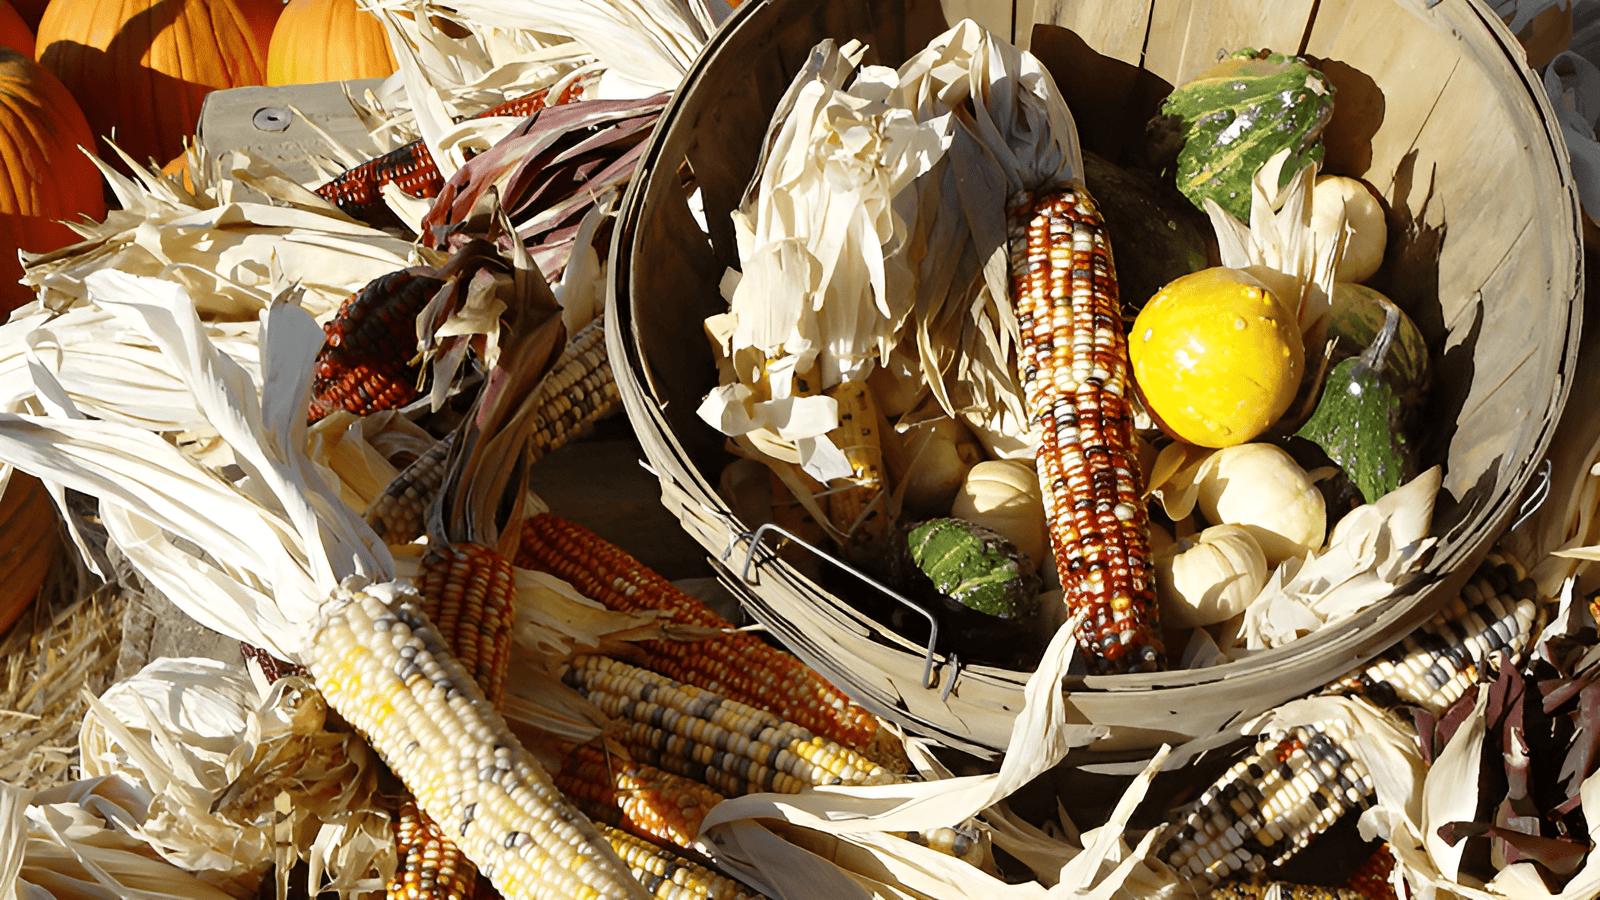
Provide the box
[1194,443,1325,566]
[1130,267,1305,448]
[1154,524,1268,628]
[950,459,1047,573]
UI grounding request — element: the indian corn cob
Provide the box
[1007,187,1162,674]
[363,316,617,545]
[366,435,455,543]
[1325,551,1540,715]
[599,824,766,900]
[561,654,897,797]
[308,269,444,422]
[390,796,484,900]
[1158,718,1377,886]
[1156,550,1542,889]
[516,513,896,763]
[553,743,724,852]
[527,316,619,462]
[309,579,650,900]
[315,81,589,228]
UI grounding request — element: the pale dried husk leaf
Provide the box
[1233,465,1441,651]
[1,776,237,900]
[76,658,391,900]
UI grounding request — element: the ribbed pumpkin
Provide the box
[7,0,42,29]
[0,46,103,313]
[0,2,34,57]
[231,0,282,67]
[35,0,264,170]
[0,471,60,637]
[266,0,396,86]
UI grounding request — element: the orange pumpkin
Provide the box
[35,0,263,170]
[267,0,396,86]
[0,46,104,313]
[7,0,42,29]
[0,2,34,57]
[0,471,60,638]
[231,0,283,67]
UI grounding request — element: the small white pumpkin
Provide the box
[1310,174,1387,284]
[1195,443,1326,566]
[1155,524,1268,628]
[950,459,1047,572]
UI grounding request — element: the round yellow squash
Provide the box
[1129,267,1305,448]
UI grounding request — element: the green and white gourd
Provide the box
[905,518,1039,620]
[1161,48,1337,222]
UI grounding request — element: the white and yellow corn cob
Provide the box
[310,580,650,900]
[560,654,898,797]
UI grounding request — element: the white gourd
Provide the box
[950,459,1048,572]
[894,415,984,516]
[1154,524,1268,628]
[1195,443,1326,566]
[1309,174,1387,283]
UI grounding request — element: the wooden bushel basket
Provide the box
[606,0,1584,757]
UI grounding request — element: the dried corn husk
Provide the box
[699,19,1085,476]
[695,621,1174,898]
[1,775,238,900]
[1234,465,1441,651]
[1204,148,1345,342]
[20,150,421,324]
[78,658,392,899]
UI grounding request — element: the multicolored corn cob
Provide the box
[308,579,649,900]
[527,316,619,462]
[1326,551,1540,715]
[390,796,484,900]
[1007,187,1162,674]
[1159,718,1377,886]
[308,269,444,422]
[561,654,898,798]
[553,743,725,851]
[516,513,897,764]
[315,80,589,228]
[600,824,766,900]
[1157,550,1542,890]
[365,435,455,544]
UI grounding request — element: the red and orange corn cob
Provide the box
[308,269,443,422]
[390,796,485,900]
[515,513,899,765]
[315,80,589,228]
[553,743,724,852]
[1008,187,1163,673]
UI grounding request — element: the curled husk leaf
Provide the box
[78,657,393,899]
[1155,523,1269,628]
[1195,442,1326,566]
